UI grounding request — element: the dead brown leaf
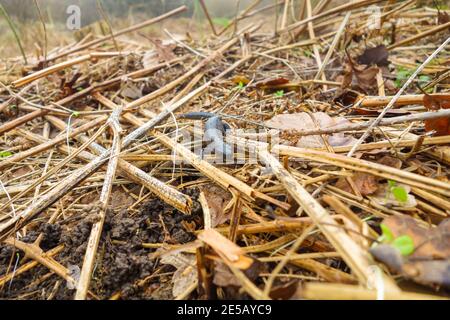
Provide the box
[370,217,450,288]
[357,45,390,67]
[160,251,198,297]
[383,216,450,260]
[423,94,450,136]
[335,172,378,196]
[199,184,232,227]
[266,112,357,148]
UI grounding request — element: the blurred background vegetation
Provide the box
[0,0,259,24]
[0,0,268,57]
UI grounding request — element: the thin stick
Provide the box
[258,149,400,292]
[96,0,120,53]
[263,109,450,137]
[313,11,350,81]
[198,0,218,36]
[0,3,27,64]
[388,21,450,50]
[45,6,187,62]
[75,107,123,300]
[33,0,47,66]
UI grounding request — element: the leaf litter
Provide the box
[0,1,449,301]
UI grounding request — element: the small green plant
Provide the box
[387,180,408,203]
[418,75,430,85]
[378,224,415,256]
[395,66,412,88]
[213,17,231,28]
[274,90,284,98]
[0,151,12,158]
[236,81,245,90]
[303,49,313,58]
[72,111,80,117]
[395,67,431,88]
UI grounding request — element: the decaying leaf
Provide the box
[213,259,263,289]
[357,45,390,67]
[335,156,402,196]
[335,173,379,196]
[437,10,450,25]
[120,82,143,99]
[269,281,298,300]
[383,216,450,259]
[340,55,380,92]
[198,184,232,227]
[160,250,198,298]
[266,112,357,148]
[423,94,450,136]
[370,217,450,289]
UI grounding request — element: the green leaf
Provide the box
[392,235,415,256]
[380,223,394,243]
[236,81,244,89]
[392,186,408,203]
[72,111,80,117]
[275,90,284,98]
[0,151,12,158]
[395,67,413,88]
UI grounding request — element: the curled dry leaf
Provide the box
[341,57,380,92]
[266,112,357,148]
